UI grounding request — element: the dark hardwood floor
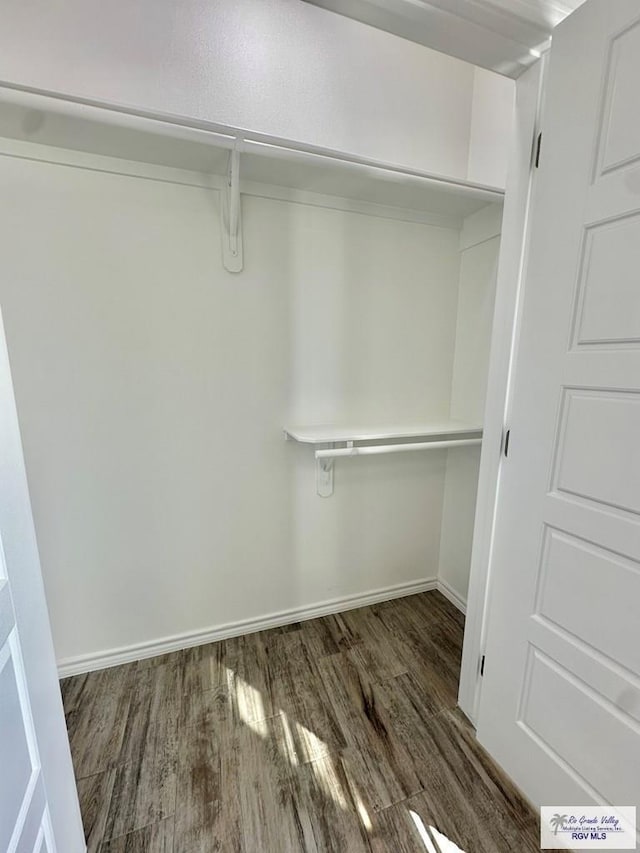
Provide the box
[61,591,545,852]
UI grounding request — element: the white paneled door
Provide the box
[477,0,640,829]
[0,308,84,851]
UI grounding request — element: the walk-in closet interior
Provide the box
[0,66,511,676]
[7,1,640,850]
[0,0,551,847]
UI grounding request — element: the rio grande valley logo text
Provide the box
[540,806,636,849]
[549,812,622,842]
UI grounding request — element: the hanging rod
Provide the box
[315,437,482,459]
[284,423,483,496]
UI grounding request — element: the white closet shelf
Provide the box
[283,421,482,444]
[0,87,504,226]
[284,421,483,497]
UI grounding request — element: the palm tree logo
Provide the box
[550,814,569,836]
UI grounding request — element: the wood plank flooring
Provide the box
[61,591,546,852]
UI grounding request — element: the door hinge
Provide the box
[480,655,486,677]
[535,131,543,168]
[504,429,511,458]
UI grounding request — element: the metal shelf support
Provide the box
[221,140,243,272]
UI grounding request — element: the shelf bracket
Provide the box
[316,443,334,498]
[221,140,243,272]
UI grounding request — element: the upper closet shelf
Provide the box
[0,87,505,241]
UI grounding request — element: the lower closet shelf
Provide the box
[283,421,483,497]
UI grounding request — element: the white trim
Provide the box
[57,577,437,677]
[458,57,547,723]
[437,578,467,614]
[303,0,554,78]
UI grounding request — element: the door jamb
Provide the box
[458,55,548,723]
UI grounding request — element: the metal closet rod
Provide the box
[315,437,482,459]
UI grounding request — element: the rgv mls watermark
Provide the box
[541,807,637,849]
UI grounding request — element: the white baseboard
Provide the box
[436,578,467,614]
[57,577,437,678]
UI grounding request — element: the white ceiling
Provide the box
[303,0,587,77]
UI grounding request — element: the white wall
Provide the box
[0,152,461,665]
[438,205,501,606]
[0,0,511,186]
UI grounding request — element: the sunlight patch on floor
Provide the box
[279,712,299,766]
[352,785,373,831]
[231,671,267,733]
[410,810,467,853]
[295,720,329,765]
[308,754,350,811]
[429,824,467,852]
